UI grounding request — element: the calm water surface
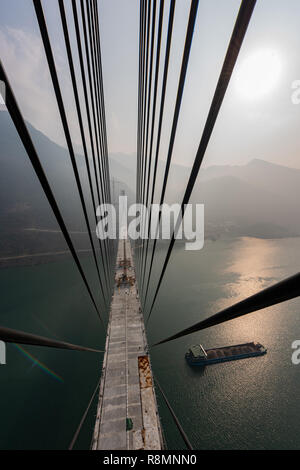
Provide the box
[0,237,300,449]
[148,237,300,449]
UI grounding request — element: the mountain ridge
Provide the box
[1,111,300,263]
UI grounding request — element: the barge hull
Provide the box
[186,342,267,366]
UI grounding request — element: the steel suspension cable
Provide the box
[143,0,199,303]
[138,0,146,205]
[72,0,112,300]
[139,0,157,292]
[140,0,152,211]
[85,0,116,292]
[146,0,257,324]
[0,325,103,353]
[136,0,144,206]
[85,0,112,287]
[137,0,151,277]
[135,0,146,276]
[72,0,114,298]
[0,59,104,327]
[91,2,110,208]
[139,0,150,208]
[153,374,193,450]
[152,272,300,347]
[33,0,108,323]
[72,0,101,206]
[144,2,191,304]
[142,0,199,303]
[160,0,199,203]
[137,0,148,277]
[138,0,154,283]
[58,0,108,309]
[93,0,112,204]
[80,0,106,207]
[69,375,101,450]
[91,0,115,283]
[86,0,112,266]
[79,0,112,291]
[86,0,108,206]
[142,0,175,302]
[140,0,165,297]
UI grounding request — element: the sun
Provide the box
[234,49,282,101]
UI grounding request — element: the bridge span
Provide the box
[92,239,163,450]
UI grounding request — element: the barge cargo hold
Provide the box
[185,342,267,366]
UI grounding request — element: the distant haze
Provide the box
[110,150,300,240]
[2,1,300,169]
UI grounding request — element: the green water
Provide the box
[0,256,106,450]
[1,237,300,449]
[147,237,300,449]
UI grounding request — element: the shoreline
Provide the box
[1,235,300,269]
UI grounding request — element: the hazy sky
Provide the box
[1,0,300,170]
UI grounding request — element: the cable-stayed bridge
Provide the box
[0,0,299,450]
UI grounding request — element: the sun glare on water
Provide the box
[234,49,282,100]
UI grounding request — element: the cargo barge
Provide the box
[185,342,267,366]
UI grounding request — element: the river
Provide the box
[0,236,300,449]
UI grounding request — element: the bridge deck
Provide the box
[92,239,163,450]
